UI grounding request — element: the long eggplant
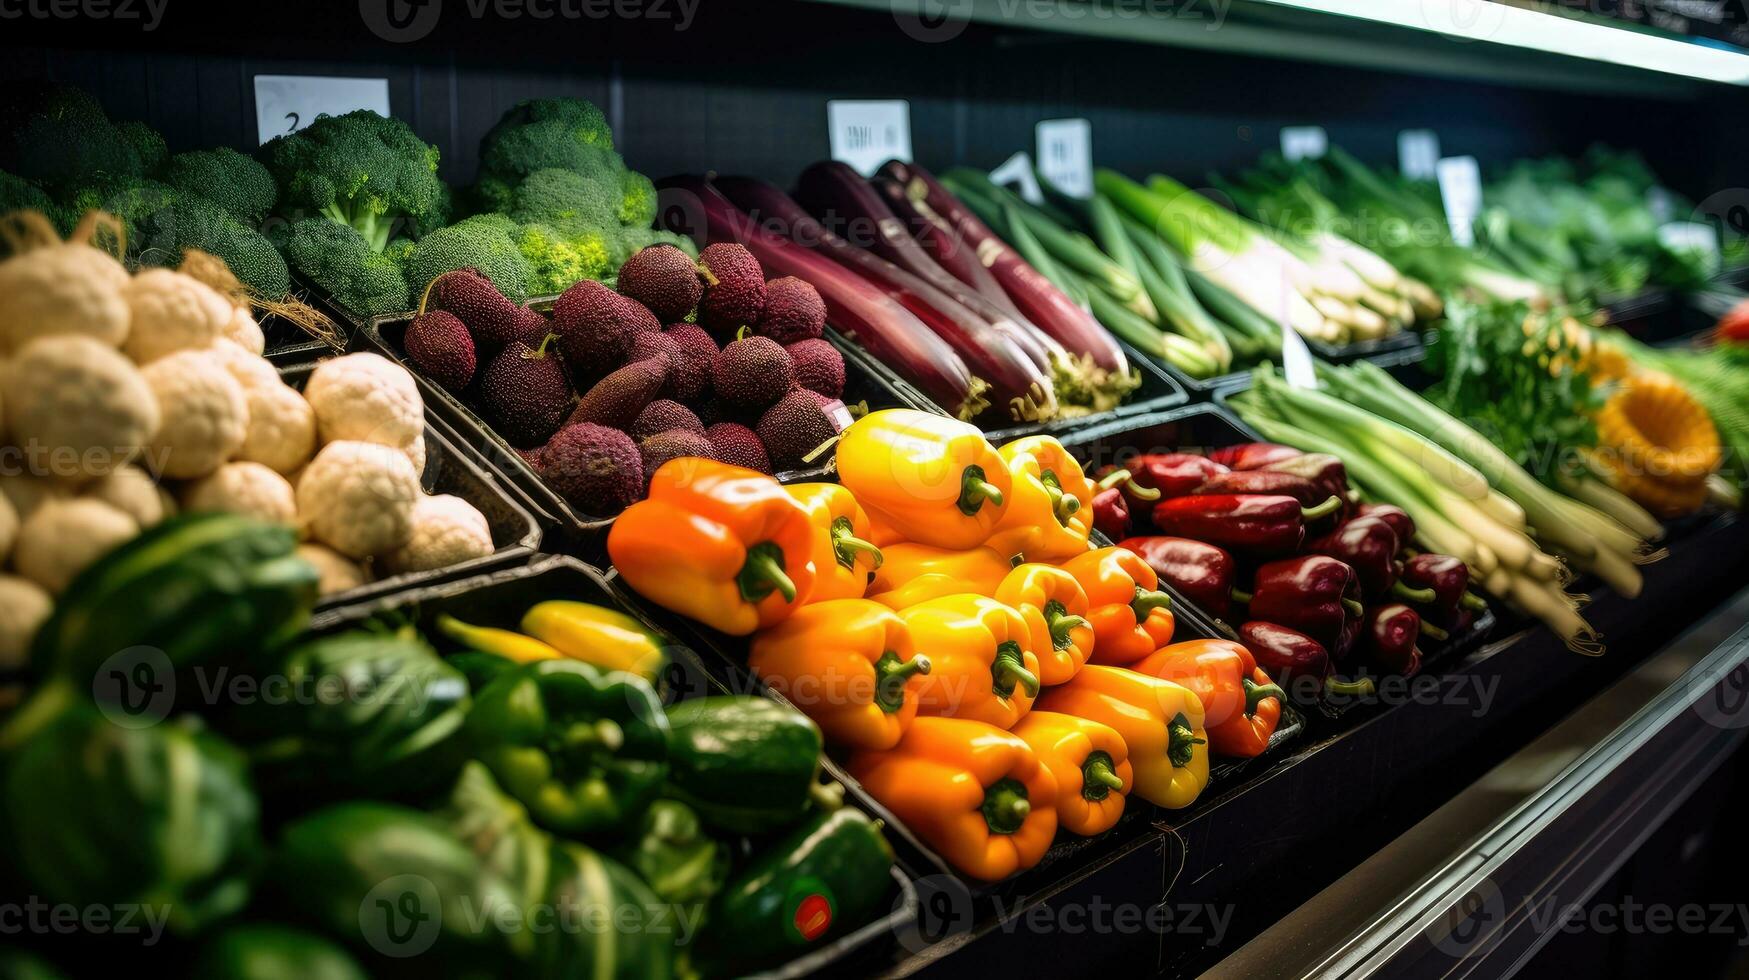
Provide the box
[655,175,988,421]
[717,175,1057,424]
[877,160,1132,383]
[871,172,1021,319]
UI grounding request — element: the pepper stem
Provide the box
[1041,471,1080,526]
[1241,677,1286,717]
[1390,580,1439,604]
[1324,676,1376,698]
[1131,587,1172,622]
[1461,591,1489,612]
[1096,468,1160,500]
[1166,712,1206,768]
[559,718,624,752]
[830,515,884,572]
[1081,751,1125,801]
[990,640,1040,699]
[1302,495,1343,521]
[957,464,1005,516]
[874,651,931,714]
[1341,597,1365,618]
[1229,588,1253,605]
[1043,599,1089,650]
[1420,621,1450,642]
[981,777,1031,835]
[737,542,797,603]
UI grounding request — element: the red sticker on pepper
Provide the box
[791,890,834,943]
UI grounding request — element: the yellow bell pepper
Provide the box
[786,483,884,603]
[986,435,1095,562]
[865,543,1012,611]
[748,599,932,752]
[518,601,667,682]
[992,563,1093,686]
[901,594,1040,729]
[1011,710,1131,837]
[836,409,1011,550]
[1035,665,1209,810]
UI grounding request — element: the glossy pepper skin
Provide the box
[994,563,1094,686]
[1193,469,1330,508]
[1239,621,1376,704]
[608,460,817,635]
[1355,502,1416,545]
[1134,640,1284,758]
[1122,453,1227,499]
[1091,485,1131,540]
[901,595,1041,728]
[787,483,885,603]
[1262,453,1350,503]
[1360,603,1445,676]
[864,543,1012,611]
[1036,665,1209,810]
[987,435,1095,562]
[519,601,666,681]
[1118,535,1239,620]
[1399,552,1486,622]
[1305,515,1401,600]
[836,409,1011,550]
[848,717,1058,881]
[1011,711,1132,836]
[1151,493,1341,556]
[1209,442,1301,470]
[1240,555,1365,653]
[464,659,669,835]
[1059,547,1176,666]
[749,599,933,752]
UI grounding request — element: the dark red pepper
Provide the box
[1263,453,1350,502]
[1151,493,1342,556]
[1091,486,1131,540]
[1306,515,1401,600]
[1397,552,1486,622]
[1239,621,1375,704]
[1119,535,1238,620]
[1355,502,1415,545]
[1194,470,1329,508]
[1237,554,1364,652]
[1122,454,1227,500]
[1209,442,1302,470]
[1357,602,1443,676]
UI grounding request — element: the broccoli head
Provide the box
[0,170,56,222]
[116,121,169,175]
[163,148,277,225]
[468,177,518,217]
[58,175,177,240]
[478,98,618,184]
[0,85,153,194]
[516,222,612,295]
[261,110,446,253]
[619,169,657,227]
[133,196,290,298]
[507,167,620,236]
[283,216,411,317]
[404,214,531,304]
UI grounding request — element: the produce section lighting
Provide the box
[1257,0,1749,85]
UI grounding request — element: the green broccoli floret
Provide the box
[132,196,290,298]
[163,148,277,225]
[404,214,531,303]
[478,98,617,184]
[261,109,446,253]
[116,121,168,175]
[516,222,612,295]
[468,177,518,217]
[0,85,152,194]
[619,169,657,227]
[283,217,411,316]
[0,170,55,221]
[507,167,620,235]
[645,227,698,259]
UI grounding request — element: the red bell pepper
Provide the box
[1134,639,1284,758]
[1193,470,1330,508]
[1118,535,1238,620]
[1262,453,1350,508]
[1208,442,1301,470]
[1354,502,1415,545]
[1305,515,1401,600]
[1237,554,1363,652]
[1397,552,1487,623]
[1239,620,1373,703]
[1151,494,1341,556]
[1090,468,1160,540]
[1357,602,1444,676]
[1121,454,1227,500]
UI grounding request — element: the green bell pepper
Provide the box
[612,799,730,910]
[448,649,522,692]
[663,696,825,835]
[190,925,368,980]
[535,841,676,980]
[437,762,551,960]
[466,659,669,835]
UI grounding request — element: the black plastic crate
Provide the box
[358,308,935,553]
[279,358,543,608]
[309,556,919,980]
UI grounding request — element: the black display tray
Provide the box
[279,358,543,609]
[309,555,919,980]
[966,337,1188,443]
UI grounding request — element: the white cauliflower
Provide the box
[14,497,138,594]
[202,340,315,475]
[302,352,423,453]
[0,574,51,669]
[3,335,160,483]
[182,461,297,523]
[223,306,266,355]
[0,242,131,353]
[121,268,232,364]
[205,338,281,389]
[0,473,63,520]
[141,350,248,479]
[296,440,421,559]
[404,433,427,475]
[382,494,493,574]
[295,543,370,597]
[83,465,166,527]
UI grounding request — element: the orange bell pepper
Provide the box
[1035,665,1209,810]
[1058,547,1175,665]
[986,435,1096,563]
[865,543,1012,611]
[901,594,1040,729]
[1134,640,1285,758]
[607,459,816,635]
[993,563,1093,686]
[848,716,1057,881]
[749,599,932,752]
[786,483,884,603]
[836,409,1011,550]
[1011,711,1131,836]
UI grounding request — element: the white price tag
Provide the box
[1035,118,1092,199]
[1659,221,1720,264]
[1436,155,1482,248]
[989,151,1043,205]
[827,100,912,178]
[253,75,390,145]
[1397,130,1440,180]
[1280,126,1327,162]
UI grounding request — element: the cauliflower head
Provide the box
[0,242,131,354]
[81,464,166,528]
[382,493,493,574]
[141,349,249,479]
[223,306,266,356]
[0,574,51,669]
[14,496,138,593]
[296,440,421,559]
[121,268,232,364]
[302,352,424,452]
[182,461,297,524]
[3,335,160,483]
[295,542,370,597]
